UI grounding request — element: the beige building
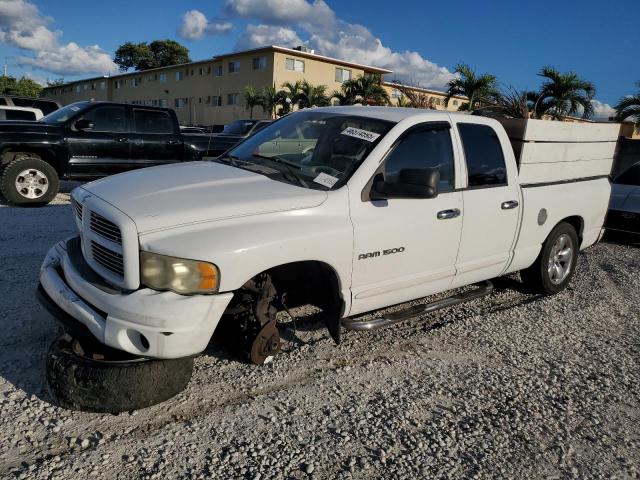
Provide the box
[42,45,393,125]
[383,82,468,111]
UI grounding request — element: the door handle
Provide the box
[166,139,180,145]
[437,208,461,220]
[501,200,519,210]
[115,137,128,143]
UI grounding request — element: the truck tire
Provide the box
[0,155,59,206]
[46,336,194,413]
[520,222,579,295]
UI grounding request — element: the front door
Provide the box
[66,104,130,178]
[450,120,521,288]
[129,108,183,168]
[349,122,464,316]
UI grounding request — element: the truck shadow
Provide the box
[0,203,76,403]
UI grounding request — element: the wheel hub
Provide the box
[250,322,281,365]
[15,168,49,199]
[547,233,573,285]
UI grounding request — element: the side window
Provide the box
[5,110,36,121]
[383,126,456,192]
[615,164,640,186]
[78,106,126,132]
[457,123,507,187]
[133,109,173,134]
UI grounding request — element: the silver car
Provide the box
[607,162,640,234]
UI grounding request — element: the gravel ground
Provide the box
[0,188,639,480]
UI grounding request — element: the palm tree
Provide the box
[444,63,497,110]
[530,66,595,120]
[297,80,330,108]
[478,86,531,119]
[281,80,302,109]
[395,94,411,108]
[614,81,640,128]
[332,81,358,106]
[259,85,283,119]
[243,85,262,119]
[342,74,389,105]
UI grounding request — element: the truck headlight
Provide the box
[140,251,219,294]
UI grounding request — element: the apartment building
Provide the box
[43,45,396,125]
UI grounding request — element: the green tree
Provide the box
[478,86,531,119]
[259,85,287,119]
[46,78,65,87]
[0,75,43,97]
[530,66,595,119]
[614,81,640,128]
[243,85,262,119]
[444,63,497,110]
[114,39,191,71]
[395,94,411,108]
[297,80,330,108]
[342,74,389,105]
[280,81,302,107]
[332,81,358,106]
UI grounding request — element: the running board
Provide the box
[342,281,494,331]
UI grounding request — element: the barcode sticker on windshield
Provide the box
[340,127,380,142]
[313,172,339,188]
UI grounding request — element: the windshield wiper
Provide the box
[251,154,308,188]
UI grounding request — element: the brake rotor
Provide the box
[250,322,281,365]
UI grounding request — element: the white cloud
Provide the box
[217,0,454,89]
[235,24,303,51]
[591,99,615,120]
[0,0,117,76]
[179,9,232,40]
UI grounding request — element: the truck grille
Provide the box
[71,197,83,222]
[90,212,122,244]
[90,241,124,277]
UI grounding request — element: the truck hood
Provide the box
[82,161,328,234]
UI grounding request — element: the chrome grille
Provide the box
[90,212,122,244]
[71,198,83,222]
[90,241,124,277]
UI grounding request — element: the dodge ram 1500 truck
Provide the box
[38,107,614,367]
[0,101,222,206]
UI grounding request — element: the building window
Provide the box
[285,58,305,72]
[435,98,441,106]
[210,96,222,106]
[199,67,204,75]
[453,100,459,106]
[100,81,106,90]
[159,74,167,84]
[252,57,267,70]
[206,66,211,75]
[228,61,240,73]
[113,81,119,90]
[75,85,81,92]
[176,71,184,81]
[160,99,168,107]
[213,65,223,76]
[132,77,141,87]
[90,82,96,91]
[83,84,88,90]
[174,98,188,108]
[227,93,239,105]
[198,97,202,104]
[335,67,351,82]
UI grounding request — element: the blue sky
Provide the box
[0,0,637,117]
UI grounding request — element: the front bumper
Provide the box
[38,238,234,359]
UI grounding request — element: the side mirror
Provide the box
[74,119,94,131]
[372,168,440,199]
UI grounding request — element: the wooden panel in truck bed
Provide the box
[495,118,620,184]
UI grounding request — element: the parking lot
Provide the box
[0,188,638,479]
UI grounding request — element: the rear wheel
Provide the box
[0,155,59,206]
[520,222,579,295]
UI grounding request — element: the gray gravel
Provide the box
[0,190,638,479]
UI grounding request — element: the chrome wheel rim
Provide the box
[15,168,49,199]
[547,233,573,285]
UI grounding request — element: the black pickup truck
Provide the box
[0,101,223,205]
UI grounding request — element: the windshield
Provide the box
[221,110,394,190]
[222,120,257,135]
[39,102,88,124]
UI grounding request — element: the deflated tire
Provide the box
[46,336,194,413]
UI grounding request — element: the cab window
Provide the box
[383,125,456,193]
[457,123,507,187]
[78,106,126,132]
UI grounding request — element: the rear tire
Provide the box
[0,155,59,206]
[46,335,194,413]
[520,222,579,295]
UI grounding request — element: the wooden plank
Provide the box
[518,158,614,184]
[518,141,617,164]
[496,118,621,142]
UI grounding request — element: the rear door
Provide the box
[130,108,183,167]
[65,104,131,178]
[450,119,521,288]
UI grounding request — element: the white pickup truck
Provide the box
[38,107,615,369]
